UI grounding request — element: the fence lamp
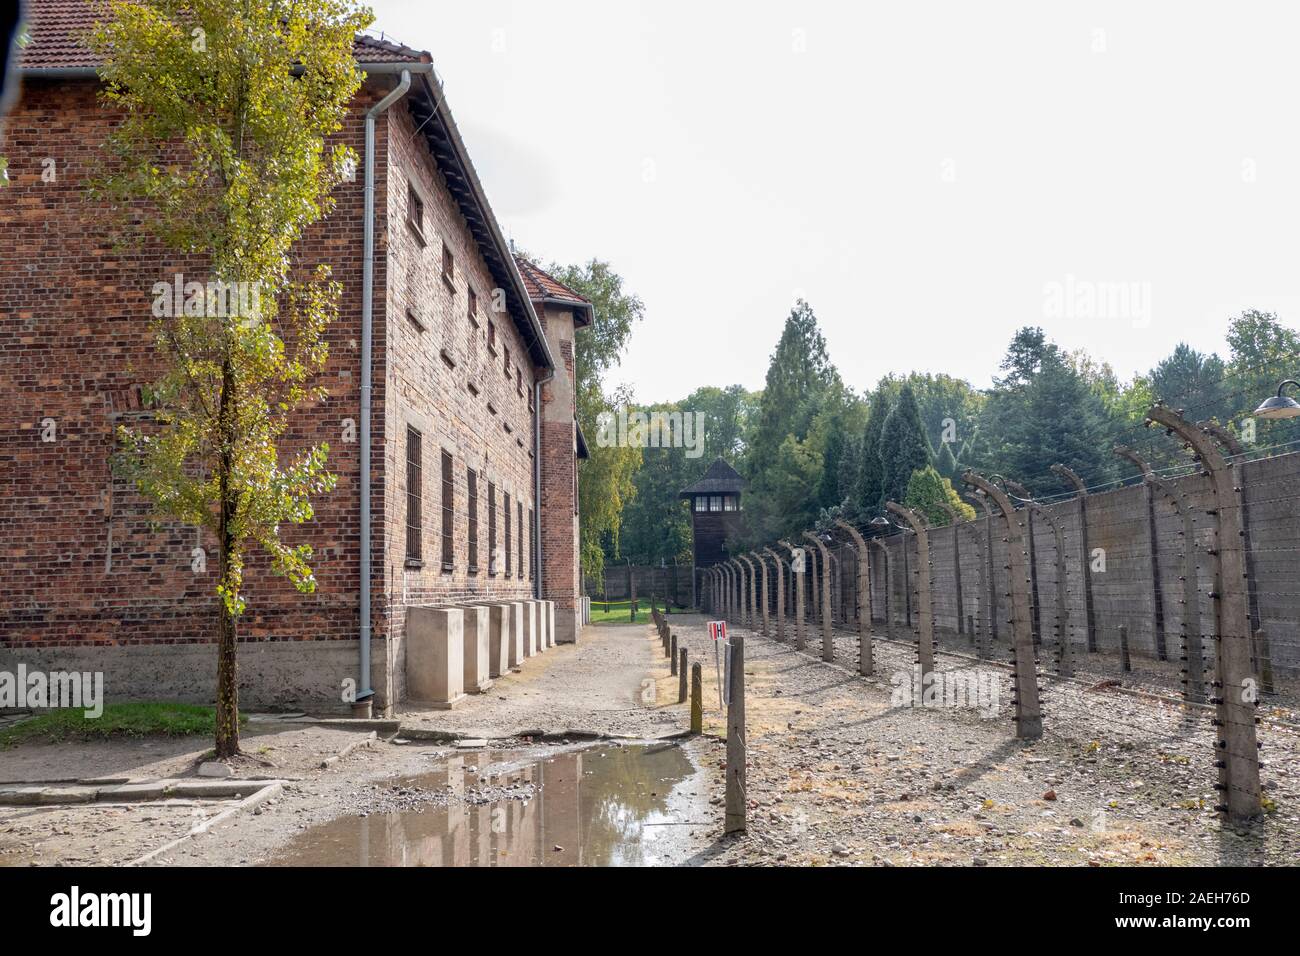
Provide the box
[1254,380,1300,420]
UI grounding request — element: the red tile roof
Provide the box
[16,0,431,71]
[514,256,592,326]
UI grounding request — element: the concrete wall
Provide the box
[824,452,1300,676]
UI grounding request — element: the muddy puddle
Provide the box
[271,741,709,866]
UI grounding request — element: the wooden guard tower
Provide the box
[679,458,747,604]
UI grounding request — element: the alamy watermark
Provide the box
[151,272,263,324]
[889,665,1000,718]
[1043,274,1151,329]
[1,664,104,718]
[596,408,706,458]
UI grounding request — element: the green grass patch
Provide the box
[588,599,685,625]
[0,702,244,749]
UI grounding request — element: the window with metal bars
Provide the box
[440,449,454,571]
[517,499,524,580]
[504,492,512,577]
[405,427,422,563]
[529,507,536,581]
[467,468,479,573]
[488,481,497,575]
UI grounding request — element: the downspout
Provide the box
[358,69,412,706]
[533,367,554,599]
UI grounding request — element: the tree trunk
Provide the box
[214,359,241,758]
[215,587,241,758]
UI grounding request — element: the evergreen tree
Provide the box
[878,383,930,508]
[904,465,976,526]
[855,392,891,513]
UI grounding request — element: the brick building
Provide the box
[0,1,588,713]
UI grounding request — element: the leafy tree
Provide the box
[743,300,842,539]
[878,383,930,509]
[93,0,370,756]
[1226,310,1300,448]
[903,464,975,526]
[542,259,645,585]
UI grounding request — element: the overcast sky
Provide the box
[372,0,1300,404]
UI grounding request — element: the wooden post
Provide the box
[670,634,678,672]
[724,632,746,835]
[963,471,1042,739]
[803,532,834,662]
[679,648,688,702]
[836,520,873,676]
[887,503,936,682]
[1146,405,1261,822]
[690,662,702,733]
[1119,624,1131,672]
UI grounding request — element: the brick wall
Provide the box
[0,76,555,711]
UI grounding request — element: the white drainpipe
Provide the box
[358,69,414,705]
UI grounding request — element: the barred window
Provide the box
[405,427,422,562]
[517,499,524,579]
[529,507,536,581]
[488,481,498,575]
[440,449,454,571]
[467,468,479,573]
[504,493,513,577]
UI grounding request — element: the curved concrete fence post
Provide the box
[961,472,1042,740]
[737,556,754,630]
[1112,447,1201,702]
[406,606,467,710]
[763,547,785,641]
[750,552,769,636]
[885,504,935,681]
[779,540,805,650]
[870,538,892,642]
[1052,463,1095,654]
[1007,481,1073,679]
[1113,446,1169,662]
[836,520,873,676]
[938,502,966,639]
[802,532,834,662]
[1146,405,1260,822]
[943,509,988,659]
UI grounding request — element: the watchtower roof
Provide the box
[679,458,746,498]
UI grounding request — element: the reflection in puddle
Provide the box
[272,743,699,866]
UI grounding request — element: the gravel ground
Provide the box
[660,612,1300,866]
[396,622,685,739]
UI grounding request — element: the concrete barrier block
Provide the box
[507,602,525,668]
[407,607,466,709]
[486,604,511,679]
[460,605,492,693]
[522,600,539,656]
[545,600,557,647]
